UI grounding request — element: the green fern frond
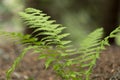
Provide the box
[0,31,38,45]
[80,28,103,49]
[0,31,40,80]
[58,27,120,79]
[6,45,40,80]
[6,8,72,80]
[19,8,71,46]
[0,31,22,42]
[57,28,104,79]
[103,26,120,46]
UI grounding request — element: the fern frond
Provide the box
[6,8,72,80]
[80,28,103,50]
[0,31,38,46]
[60,28,104,79]
[70,27,120,79]
[6,45,40,80]
[103,26,120,46]
[0,31,22,42]
[19,8,71,46]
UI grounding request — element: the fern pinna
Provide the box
[4,8,120,80]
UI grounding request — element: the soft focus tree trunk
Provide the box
[99,0,120,43]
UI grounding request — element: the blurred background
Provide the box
[0,0,120,46]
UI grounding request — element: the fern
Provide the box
[19,8,71,47]
[1,8,119,80]
[0,31,38,45]
[4,8,71,80]
[0,31,39,80]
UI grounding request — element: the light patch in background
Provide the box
[0,0,24,32]
[62,10,97,46]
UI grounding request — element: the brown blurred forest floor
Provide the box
[0,42,120,80]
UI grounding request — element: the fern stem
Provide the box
[6,46,39,80]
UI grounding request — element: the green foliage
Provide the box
[115,33,120,45]
[0,8,119,80]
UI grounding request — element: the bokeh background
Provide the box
[0,0,120,45]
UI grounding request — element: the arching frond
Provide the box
[19,8,71,46]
